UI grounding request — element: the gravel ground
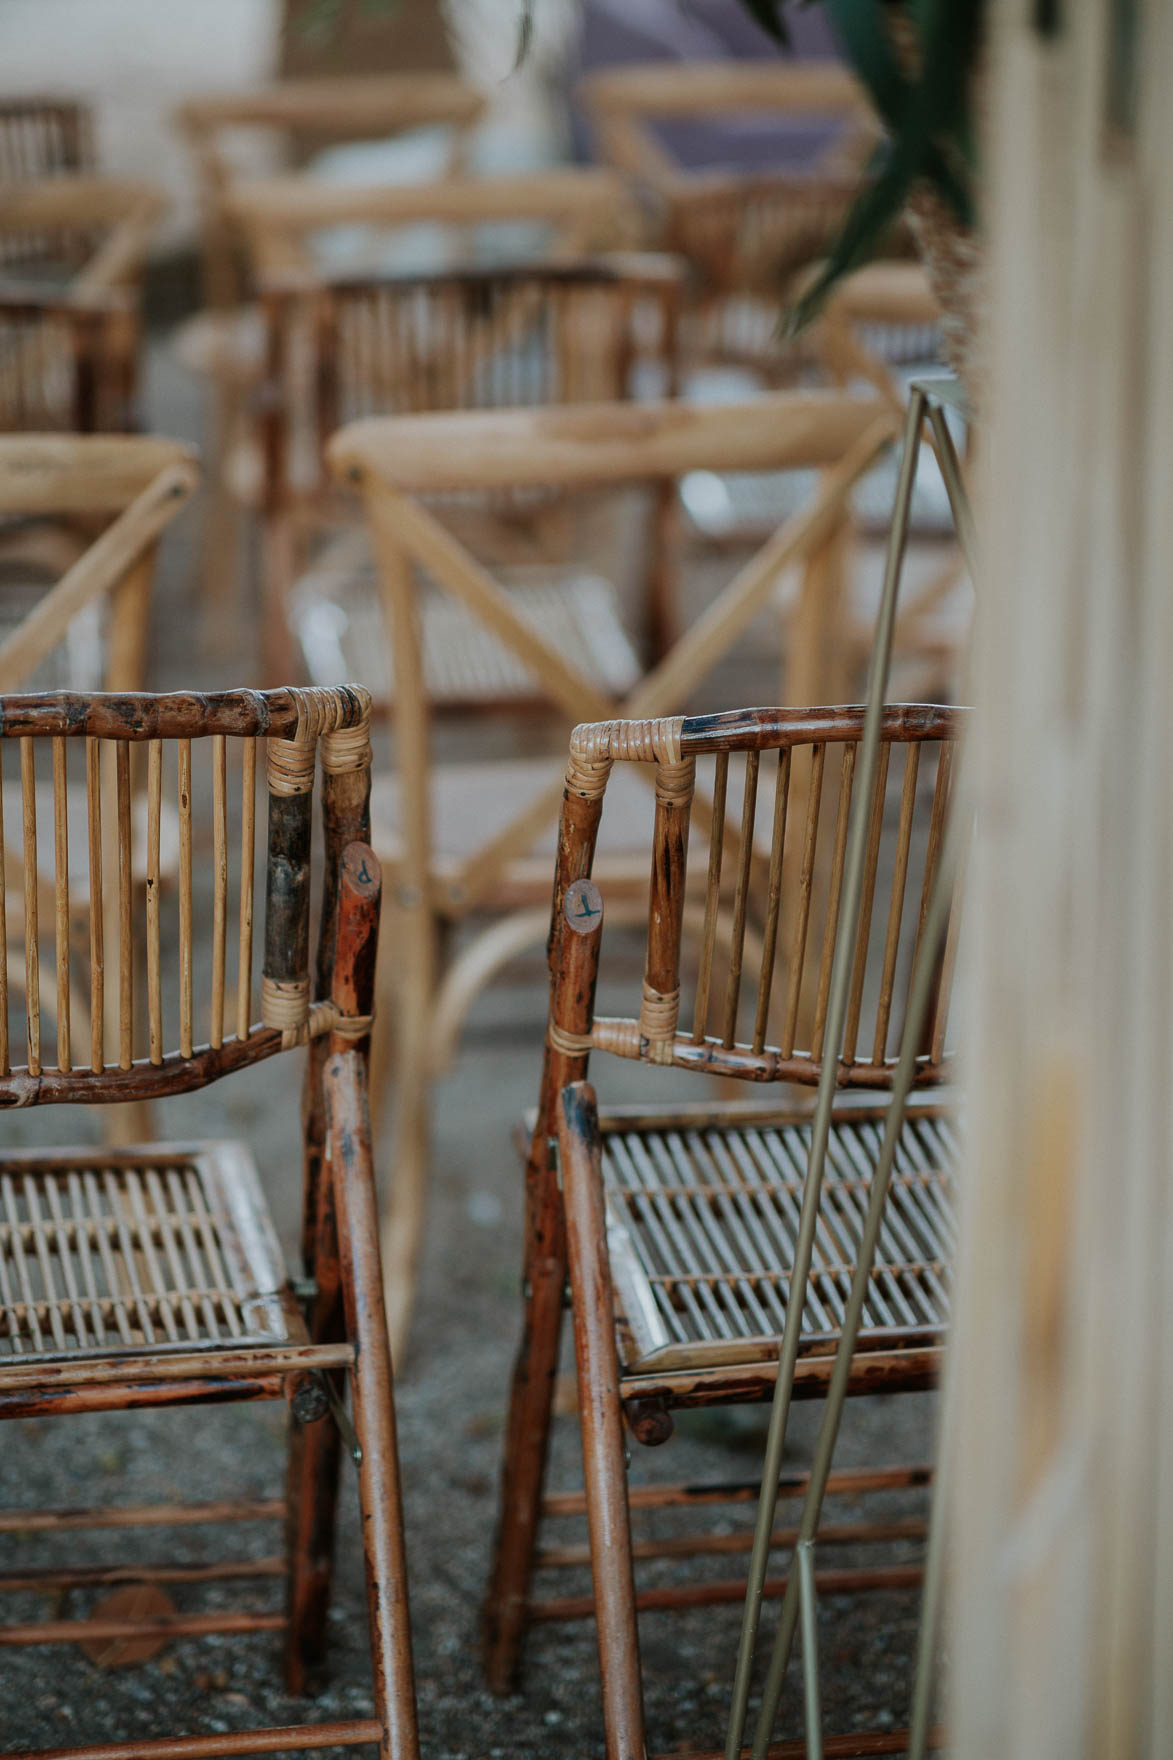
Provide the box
[0,342,946,1756]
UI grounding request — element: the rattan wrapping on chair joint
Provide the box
[267,737,315,796]
[321,719,372,775]
[261,974,311,1036]
[547,1021,596,1056]
[654,757,695,801]
[567,715,685,769]
[637,982,680,1061]
[288,684,372,743]
[261,977,374,1047]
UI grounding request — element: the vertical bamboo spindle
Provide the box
[262,732,314,1047]
[237,738,256,1042]
[781,743,826,1058]
[692,751,729,1043]
[116,741,132,1070]
[178,739,193,1060]
[20,738,39,1076]
[843,744,890,1069]
[753,747,793,1056]
[721,752,759,1048]
[85,738,103,1073]
[210,734,227,1050]
[873,745,920,1066]
[52,736,70,1072]
[811,744,858,1062]
[146,739,163,1065]
[0,754,7,1078]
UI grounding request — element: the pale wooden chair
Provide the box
[0,95,95,273]
[329,390,900,1356]
[256,253,681,682]
[580,60,937,402]
[197,165,639,650]
[483,703,965,1756]
[0,684,420,1760]
[176,75,487,314]
[173,75,487,622]
[0,175,166,298]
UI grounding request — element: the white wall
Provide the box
[1,0,277,246]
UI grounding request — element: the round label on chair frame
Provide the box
[563,878,603,934]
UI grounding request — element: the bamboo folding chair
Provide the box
[0,684,420,1760]
[329,390,899,1356]
[173,75,486,617]
[258,254,681,682]
[482,703,965,1756]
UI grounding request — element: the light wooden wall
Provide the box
[949,0,1173,1754]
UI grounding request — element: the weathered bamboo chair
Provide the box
[329,391,899,1356]
[173,76,485,620]
[259,254,681,682]
[0,684,420,1760]
[483,704,965,1754]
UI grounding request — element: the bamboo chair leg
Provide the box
[482,1160,570,1695]
[559,1081,647,1760]
[330,1049,420,1760]
[379,897,436,1364]
[284,1392,344,1694]
[285,1090,346,1693]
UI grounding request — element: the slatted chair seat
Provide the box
[291,540,641,710]
[0,1141,311,1366]
[598,1100,956,1385]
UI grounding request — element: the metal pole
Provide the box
[797,1540,824,1760]
[723,387,929,1760]
[750,796,965,1757]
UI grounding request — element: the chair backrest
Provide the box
[0,97,95,271]
[224,167,640,290]
[0,286,139,434]
[329,393,899,916]
[0,177,167,296]
[0,684,372,1105]
[261,257,681,503]
[0,434,199,696]
[544,704,966,1094]
[579,61,873,203]
[176,75,488,310]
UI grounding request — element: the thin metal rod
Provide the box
[750,793,964,1758]
[724,390,923,1760]
[907,1302,960,1759]
[925,402,979,578]
[798,1541,824,1760]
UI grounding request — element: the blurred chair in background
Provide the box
[214,165,643,662]
[328,389,897,1356]
[173,75,487,622]
[0,435,199,1137]
[255,254,680,683]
